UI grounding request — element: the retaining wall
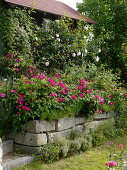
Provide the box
[0,138,3,170]
[14,113,115,154]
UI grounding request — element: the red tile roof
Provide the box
[5,0,96,24]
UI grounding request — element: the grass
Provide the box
[14,135,127,170]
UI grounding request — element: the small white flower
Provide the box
[84,36,87,39]
[57,38,61,42]
[56,34,59,38]
[72,53,76,57]
[84,26,89,31]
[98,48,101,53]
[96,56,100,62]
[85,49,88,53]
[3,78,7,81]
[45,61,50,66]
[89,32,94,38]
[77,52,81,56]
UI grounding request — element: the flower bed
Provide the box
[0,54,127,133]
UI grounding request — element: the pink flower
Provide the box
[48,78,57,86]
[17,112,21,115]
[62,90,68,95]
[78,86,82,90]
[15,68,21,71]
[15,58,21,62]
[119,144,123,148]
[28,66,35,69]
[22,106,30,111]
[80,82,86,86]
[59,81,66,89]
[99,98,104,102]
[106,161,117,167]
[57,97,64,102]
[108,95,113,97]
[54,74,60,78]
[17,98,24,105]
[109,101,115,105]
[83,85,87,89]
[95,95,100,99]
[37,74,46,80]
[50,93,57,97]
[79,79,85,82]
[18,93,27,98]
[9,90,16,93]
[79,94,84,97]
[82,90,87,93]
[0,93,6,97]
[100,101,104,105]
[71,95,77,100]
[24,81,33,83]
[87,89,93,94]
[16,105,19,109]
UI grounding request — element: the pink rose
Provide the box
[71,95,77,100]
[22,106,30,111]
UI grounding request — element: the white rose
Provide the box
[98,48,101,53]
[45,61,50,66]
[56,34,59,37]
[57,38,61,42]
[96,56,100,62]
[77,52,81,56]
[72,53,76,57]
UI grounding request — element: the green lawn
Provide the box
[15,136,127,170]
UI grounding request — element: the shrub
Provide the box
[54,136,70,157]
[41,143,60,163]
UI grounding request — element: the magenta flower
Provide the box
[79,94,84,97]
[59,81,66,89]
[15,68,21,71]
[108,95,113,97]
[22,106,30,111]
[9,90,16,93]
[15,58,21,62]
[100,101,105,105]
[48,78,57,86]
[87,89,93,94]
[17,98,24,105]
[71,95,77,100]
[109,101,115,105]
[50,93,57,97]
[37,74,46,80]
[83,85,88,89]
[18,93,27,98]
[0,93,6,98]
[62,90,68,95]
[119,144,123,148]
[95,95,100,99]
[106,161,117,167]
[54,74,60,78]
[57,97,64,102]
[17,112,21,115]
[24,81,33,83]
[78,86,82,90]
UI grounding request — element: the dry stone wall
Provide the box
[14,113,115,154]
[0,138,3,170]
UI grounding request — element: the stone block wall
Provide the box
[0,138,3,170]
[14,113,115,154]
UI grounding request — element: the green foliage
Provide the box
[77,0,127,83]
[41,143,60,163]
[0,7,96,72]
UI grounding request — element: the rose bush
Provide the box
[0,54,127,132]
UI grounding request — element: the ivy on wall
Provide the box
[0,6,97,72]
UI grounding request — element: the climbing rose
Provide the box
[78,86,82,90]
[57,97,64,102]
[79,94,84,97]
[0,93,6,97]
[54,74,60,78]
[95,95,100,99]
[50,93,57,97]
[17,98,24,105]
[9,90,16,93]
[109,101,115,105]
[71,95,76,100]
[22,106,30,111]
